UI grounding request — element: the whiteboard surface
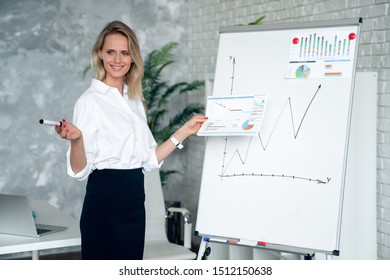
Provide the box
[196,21,361,254]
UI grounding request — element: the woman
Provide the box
[56,20,207,260]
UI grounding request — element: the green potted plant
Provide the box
[142,42,204,185]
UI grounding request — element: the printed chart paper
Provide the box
[286,30,357,79]
[198,94,268,136]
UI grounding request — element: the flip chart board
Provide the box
[196,18,362,255]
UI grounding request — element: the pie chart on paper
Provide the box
[242,119,254,130]
[295,64,311,78]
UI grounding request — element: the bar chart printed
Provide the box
[286,30,357,79]
[197,94,268,136]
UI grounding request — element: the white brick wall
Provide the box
[186,0,390,259]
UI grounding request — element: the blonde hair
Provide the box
[91,21,144,100]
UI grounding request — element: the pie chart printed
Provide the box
[242,119,254,130]
[295,64,311,78]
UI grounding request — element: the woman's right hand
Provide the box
[55,119,82,141]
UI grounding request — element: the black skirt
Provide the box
[80,168,145,260]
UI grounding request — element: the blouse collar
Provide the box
[91,79,128,95]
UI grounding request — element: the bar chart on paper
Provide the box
[197,94,268,136]
[286,29,357,79]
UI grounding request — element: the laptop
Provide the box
[0,194,68,238]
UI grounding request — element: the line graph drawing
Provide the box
[218,56,330,184]
[229,56,236,96]
[220,172,331,184]
[259,84,321,150]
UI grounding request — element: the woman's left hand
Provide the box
[182,115,208,136]
[155,115,208,163]
[174,115,208,141]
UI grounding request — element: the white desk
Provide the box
[0,200,81,260]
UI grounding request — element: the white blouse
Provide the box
[66,79,161,181]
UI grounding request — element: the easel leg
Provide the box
[326,254,333,260]
[197,238,209,260]
[32,250,39,260]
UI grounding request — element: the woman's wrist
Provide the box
[70,134,83,145]
[172,127,189,143]
[169,134,184,149]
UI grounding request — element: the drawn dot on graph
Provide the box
[295,64,311,78]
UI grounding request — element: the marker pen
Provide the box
[237,239,257,247]
[209,237,228,243]
[39,119,62,127]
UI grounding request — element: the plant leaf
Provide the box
[248,15,266,25]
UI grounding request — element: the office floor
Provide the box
[13,244,199,260]
[41,242,200,260]
[40,251,81,260]
[10,251,82,260]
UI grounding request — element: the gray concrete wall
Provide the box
[0,0,188,220]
